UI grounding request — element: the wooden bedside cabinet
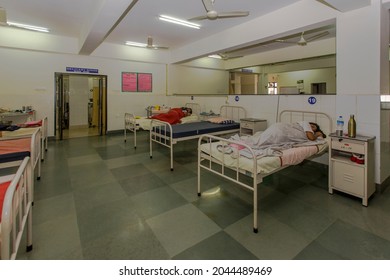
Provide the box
[240,118,267,136]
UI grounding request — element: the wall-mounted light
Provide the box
[158,15,200,29]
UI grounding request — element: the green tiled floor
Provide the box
[13,130,390,260]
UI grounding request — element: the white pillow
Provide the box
[180,115,199,124]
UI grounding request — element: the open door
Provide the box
[55,73,107,139]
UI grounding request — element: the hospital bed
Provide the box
[150,105,247,171]
[197,110,332,233]
[0,156,33,259]
[0,128,42,204]
[124,103,202,148]
[0,117,48,161]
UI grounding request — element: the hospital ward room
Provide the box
[1,0,390,269]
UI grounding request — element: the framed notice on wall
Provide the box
[137,73,152,92]
[121,72,152,92]
[122,72,137,92]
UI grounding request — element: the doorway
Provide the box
[55,73,107,140]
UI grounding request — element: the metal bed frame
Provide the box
[0,157,33,259]
[124,103,202,149]
[150,105,247,171]
[0,128,42,203]
[197,110,332,233]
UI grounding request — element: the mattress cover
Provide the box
[0,127,38,138]
[0,138,31,163]
[200,141,327,176]
[136,115,200,130]
[154,121,240,138]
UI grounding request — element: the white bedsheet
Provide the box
[200,141,327,176]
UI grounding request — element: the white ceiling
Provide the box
[0,0,371,58]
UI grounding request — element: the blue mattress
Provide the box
[153,121,240,138]
[0,151,30,163]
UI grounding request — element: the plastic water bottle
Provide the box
[336,115,344,137]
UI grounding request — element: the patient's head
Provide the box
[182,107,192,116]
[309,122,326,138]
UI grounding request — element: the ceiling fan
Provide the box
[275,31,330,46]
[189,0,249,21]
[146,36,168,50]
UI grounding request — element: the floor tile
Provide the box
[225,213,312,259]
[146,204,221,257]
[129,186,188,219]
[173,231,258,260]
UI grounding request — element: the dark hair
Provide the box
[181,107,192,115]
[309,122,326,138]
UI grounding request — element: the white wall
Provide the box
[69,76,89,126]
[0,48,167,136]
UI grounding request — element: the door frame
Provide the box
[54,72,107,140]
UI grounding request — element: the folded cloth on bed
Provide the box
[18,120,42,128]
[208,117,234,124]
[0,124,20,131]
[228,122,326,159]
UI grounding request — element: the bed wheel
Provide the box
[170,168,173,171]
[124,139,127,142]
[253,228,258,233]
[37,176,41,180]
[26,244,33,252]
[197,192,201,197]
[134,146,137,150]
[150,156,152,159]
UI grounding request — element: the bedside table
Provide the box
[240,118,267,136]
[328,133,375,206]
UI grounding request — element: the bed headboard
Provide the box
[219,105,247,122]
[278,110,333,135]
[185,103,201,116]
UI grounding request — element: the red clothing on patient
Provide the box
[150,108,186,125]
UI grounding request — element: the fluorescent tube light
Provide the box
[125,41,147,48]
[208,54,222,59]
[158,15,200,29]
[8,21,49,33]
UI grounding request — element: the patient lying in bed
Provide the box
[150,107,192,125]
[223,121,326,159]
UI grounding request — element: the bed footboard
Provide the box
[197,134,261,233]
[0,156,33,260]
[150,119,174,171]
[124,113,138,149]
[41,117,48,161]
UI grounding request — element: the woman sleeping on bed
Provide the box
[150,107,192,125]
[225,121,326,158]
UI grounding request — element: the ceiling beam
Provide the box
[78,0,138,55]
[316,0,370,12]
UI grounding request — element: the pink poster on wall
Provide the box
[137,73,152,92]
[122,72,137,92]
